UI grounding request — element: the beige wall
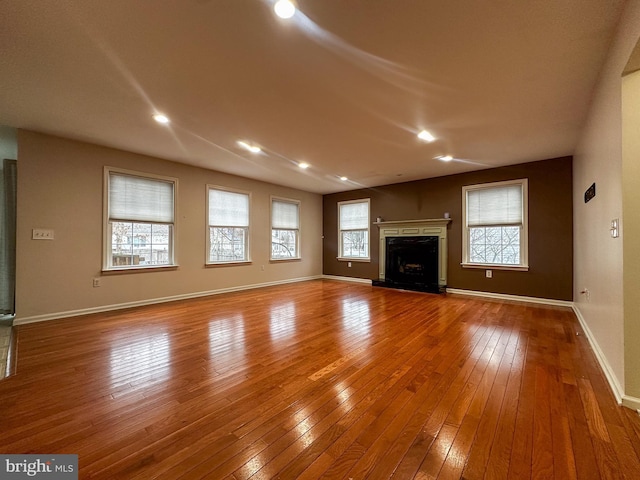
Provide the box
[15,131,323,322]
[573,1,640,408]
[623,68,640,401]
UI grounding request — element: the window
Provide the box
[271,197,300,260]
[462,179,528,270]
[207,186,250,264]
[338,198,370,260]
[105,168,176,270]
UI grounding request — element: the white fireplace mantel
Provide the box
[375,218,451,286]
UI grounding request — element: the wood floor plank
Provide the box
[0,280,638,479]
[577,378,623,480]
[532,365,555,479]
[483,333,527,480]
[563,382,602,480]
[460,383,506,480]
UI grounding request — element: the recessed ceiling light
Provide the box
[153,113,170,125]
[438,155,453,162]
[417,130,435,142]
[237,140,262,154]
[298,162,310,169]
[340,176,348,181]
[274,0,296,19]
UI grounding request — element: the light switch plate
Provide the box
[32,228,54,240]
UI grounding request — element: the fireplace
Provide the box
[373,218,450,294]
[383,236,439,291]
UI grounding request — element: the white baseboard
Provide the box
[621,395,640,412]
[321,275,373,285]
[14,275,323,325]
[572,305,626,406]
[445,288,573,308]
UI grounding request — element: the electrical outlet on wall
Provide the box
[486,270,492,278]
[610,218,619,238]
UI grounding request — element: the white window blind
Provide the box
[109,173,174,223]
[466,184,522,227]
[339,202,369,230]
[272,200,299,229]
[209,189,249,227]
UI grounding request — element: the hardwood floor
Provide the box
[1,279,639,479]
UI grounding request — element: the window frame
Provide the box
[103,166,178,272]
[337,198,371,262]
[206,185,252,266]
[461,178,529,271]
[270,196,301,261]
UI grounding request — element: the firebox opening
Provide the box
[373,236,441,294]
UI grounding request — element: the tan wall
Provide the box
[15,131,323,321]
[623,69,640,400]
[323,157,573,301]
[573,0,640,407]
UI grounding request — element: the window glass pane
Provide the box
[271,229,298,258]
[109,173,174,223]
[469,226,520,265]
[339,202,369,230]
[272,201,299,229]
[209,227,247,262]
[110,221,171,267]
[151,224,170,248]
[111,222,132,266]
[341,230,369,258]
[209,189,249,227]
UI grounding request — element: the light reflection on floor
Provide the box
[269,301,296,342]
[334,381,354,415]
[291,408,316,448]
[109,330,171,388]
[341,297,371,335]
[208,314,246,371]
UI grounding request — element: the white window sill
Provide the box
[270,257,301,262]
[205,261,251,267]
[102,264,179,274]
[461,263,529,272]
[337,257,370,263]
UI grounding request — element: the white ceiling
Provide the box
[0,0,625,194]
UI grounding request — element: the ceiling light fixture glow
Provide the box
[237,140,262,154]
[340,176,348,181]
[153,113,170,125]
[274,0,296,19]
[438,155,453,162]
[417,130,435,142]
[298,162,310,169]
